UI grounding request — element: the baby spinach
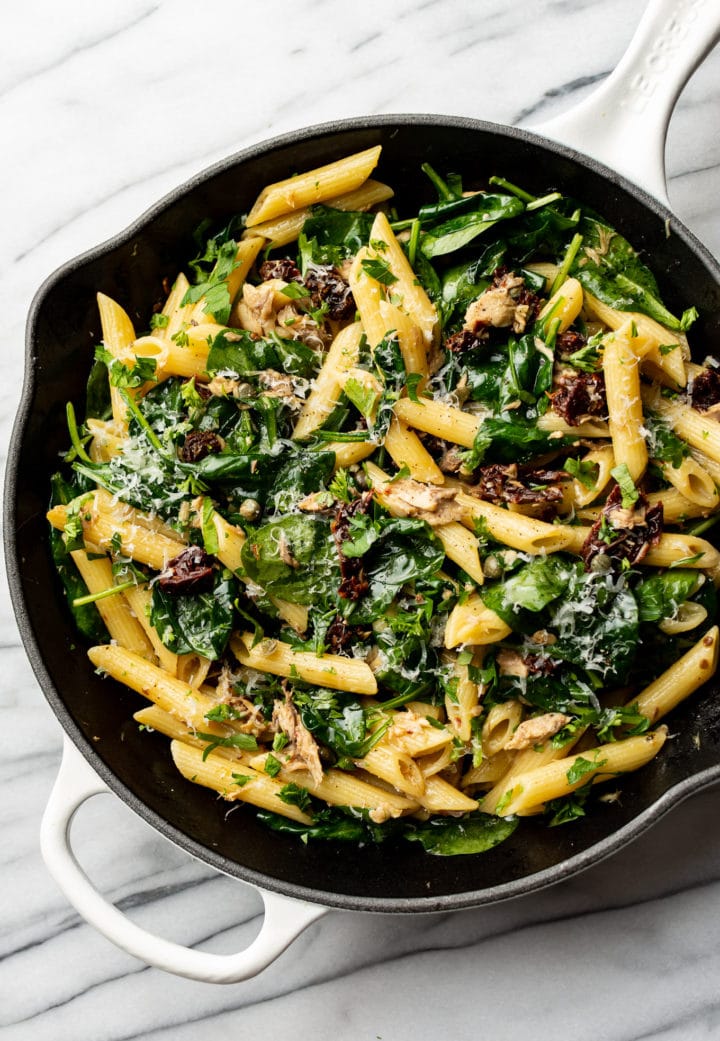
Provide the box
[347,517,445,623]
[206,328,280,376]
[571,216,696,331]
[404,811,519,855]
[294,688,388,760]
[150,571,237,659]
[49,474,110,642]
[635,569,700,622]
[420,194,524,258]
[471,412,564,465]
[482,555,573,624]
[240,514,338,604]
[299,206,375,268]
[372,629,439,701]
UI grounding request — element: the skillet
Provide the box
[6,0,720,982]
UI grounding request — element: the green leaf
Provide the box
[421,194,524,258]
[360,257,398,286]
[564,457,598,490]
[277,783,312,811]
[635,569,700,622]
[264,753,282,777]
[404,811,519,855]
[610,463,639,508]
[566,754,608,786]
[150,571,238,659]
[195,731,258,761]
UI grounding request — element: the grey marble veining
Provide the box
[2,1,720,1037]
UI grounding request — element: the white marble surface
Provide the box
[2,0,720,1036]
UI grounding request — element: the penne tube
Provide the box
[293,323,364,440]
[434,522,484,585]
[444,594,512,649]
[368,212,438,345]
[603,331,647,482]
[249,751,417,816]
[378,300,428,381]
[537,277,583,333]
[241,179,395,247]
[394,397,481,448]
[482,700,523,758]
[462,751,513,789]
[349,248,388,349]
[171,741,313,824]
[246,146,382,227]
[657,455,719,511]
[70,551,154,659]
[383,415,445,485]
[456,492,578,555]
[97,292,137,428]
[416,744,455,778]
[632,626,718,724]
[122,584,179,674]
[355,744,426,799]
[48,492,186,571]
[644,388,720,465]
[87,418,125,461]
[416,774,478,813]
[584,289,688,387]
[537,412,610,438]
[498,729,668,816]
[160,273,195,342]
[445,652,484,742]
[559,525,720,568]
[230,632,378,695]
[566,444,615,508]
[386,711,455,757]
[576,487,712,524]
[326,441,377,469]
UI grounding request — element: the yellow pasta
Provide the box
[603,330,647,482]
[241,179,394,248]
[245,146,382,227]
[445,594,512,649]
[293,323,364,440]
[394,396,481,448]
[230,632,378,695]
[633,626,719,724]
[70,551,154,659]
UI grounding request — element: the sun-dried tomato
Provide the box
[690,368,720,412]
[551,371,607,426]
[581,485,663,570]
[179,430,224,463]
[304,264,355,322]
[157,546,215,593]
[472,463,566,506]
[259,258,302,283]
[444,327,488,353]
[325,616,372,655]
[331,492,373,600]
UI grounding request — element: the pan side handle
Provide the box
[532,0,720,204]
[40,737,327,984]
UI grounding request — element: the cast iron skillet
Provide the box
[6,0,720,982]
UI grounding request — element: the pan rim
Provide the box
[8,111,720,913]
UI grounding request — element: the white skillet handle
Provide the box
[41,737,326,984]
[533,0,720,205]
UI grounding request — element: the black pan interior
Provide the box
[9,116,720,912]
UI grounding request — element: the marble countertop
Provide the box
[2,1,720,1037]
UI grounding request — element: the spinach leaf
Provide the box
[299,206,375,268]
[404,811,519,855]
[471,411,565,465]
[482,556,573,624]
[257,807,400,844]
[546,566,639,682]
[206,328,280,376]
[421,194,524,258]
[644,412,690,468]
[348,517,445,623]
[294,688,388,759]
[267,450,336,513]
[372,629,439,701]
[440,243,505,328]
[182,238,240,325]
[240,514,338,605]
[49,473,110,642]
[635,569,702,622]
[150,571,237,659]
[85,357,112,420]
[571,216,694,331]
